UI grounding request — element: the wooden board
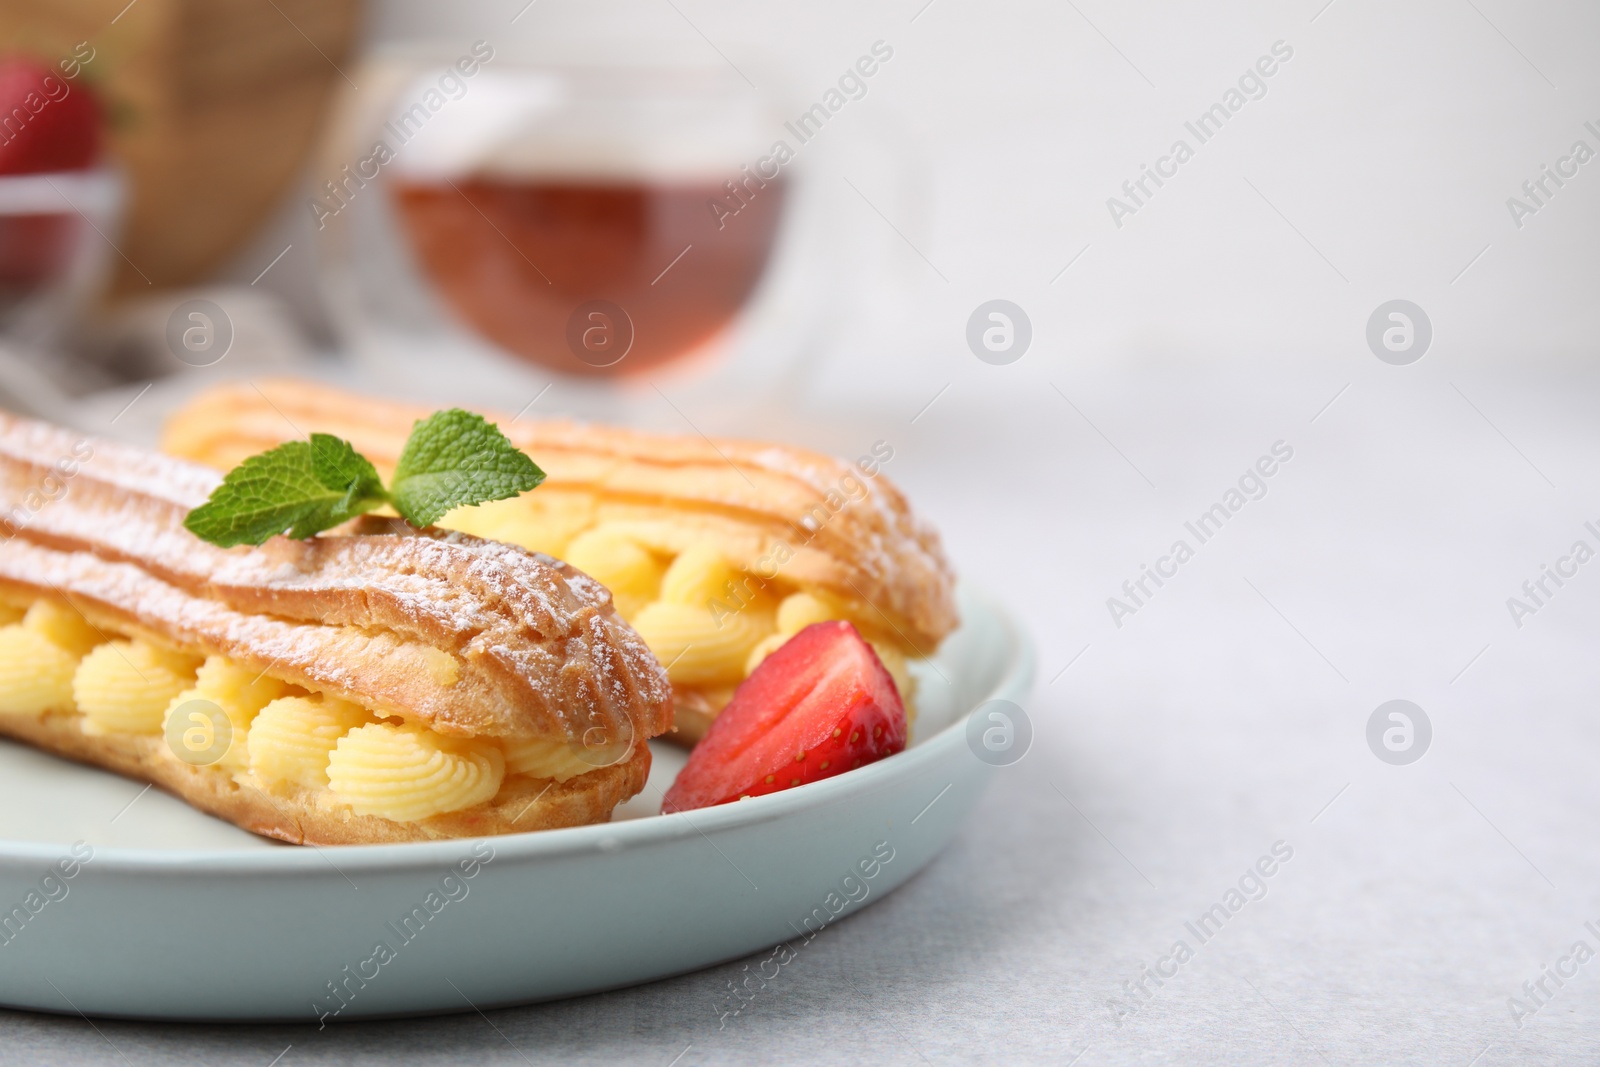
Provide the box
[0,0,361,293]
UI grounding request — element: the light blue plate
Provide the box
[0,585,1031,1021]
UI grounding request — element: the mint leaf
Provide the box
[306,434,387,529]
[389,409,545,527]
[183,410,544,547]
[184,435,388,547]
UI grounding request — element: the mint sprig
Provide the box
[184,410,545,547]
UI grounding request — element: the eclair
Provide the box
[163,379,960,741]
[0,411,672,845]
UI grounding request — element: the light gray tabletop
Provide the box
[6,0,1600,1060]
[5,367,1598,1065]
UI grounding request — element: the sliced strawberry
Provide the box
[0,56,102,176]
[661,621,906,813]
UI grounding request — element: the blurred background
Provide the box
[5,1,1600,1062]
[4,0,1595,413]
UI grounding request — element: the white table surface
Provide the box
[6,0,1600,1061]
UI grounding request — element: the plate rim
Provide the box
[0,584,1033,874]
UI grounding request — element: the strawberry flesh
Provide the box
[662,621,907,813]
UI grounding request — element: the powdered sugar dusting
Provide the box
[0,412,673,743]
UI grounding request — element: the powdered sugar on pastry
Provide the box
[0,411,672,843]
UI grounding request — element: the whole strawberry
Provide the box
[0,56,101,175]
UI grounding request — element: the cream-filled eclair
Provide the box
[162,379,959,741]
[0,411,672,844]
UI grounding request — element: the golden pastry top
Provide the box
[161,377,959,652]
[0,411,673,746]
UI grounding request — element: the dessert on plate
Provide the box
[0,410,672,844]
[163,379,959,741]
